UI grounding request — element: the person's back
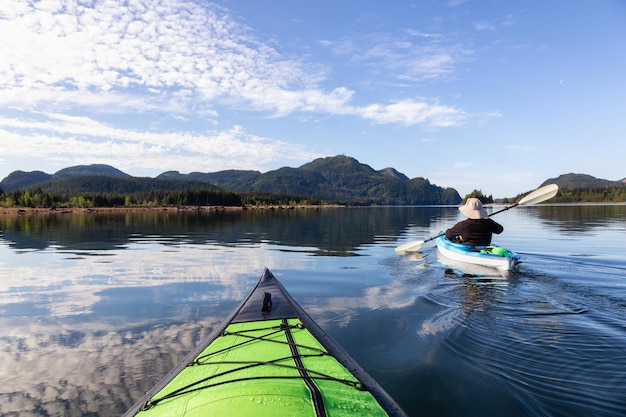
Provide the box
[445,198,503,246]
[445,218,503,246]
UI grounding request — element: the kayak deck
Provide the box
[435,236,520,272]
[124,268,406,417]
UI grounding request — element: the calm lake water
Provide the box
[1,205,625,417]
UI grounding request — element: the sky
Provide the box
[1,0,625,198]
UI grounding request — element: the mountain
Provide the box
[540,173,624,189]
[0,156,461,205]
[156,155,460,205]
[0,164,130,192]
[0,170,52,192]
[157,169,262,190]
[53,164,130,179]
[379,167,409,181]
[3,158,625,205]
[32,176,220,195]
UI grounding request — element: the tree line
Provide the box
[0,187,324,209]
[544,186,626,203]
[1,184,624,209]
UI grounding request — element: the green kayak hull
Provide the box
[124,268,406,417]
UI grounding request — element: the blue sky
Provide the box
[1,0,625,198]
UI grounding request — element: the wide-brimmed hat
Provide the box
[459,198,488,219]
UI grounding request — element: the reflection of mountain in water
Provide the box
[529,205,626,234]
[0,207,453,255]
[5,205,623,254]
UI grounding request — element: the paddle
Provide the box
[394,183,559,253]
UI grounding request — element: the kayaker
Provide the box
[445,198,503,246]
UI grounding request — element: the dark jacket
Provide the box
[445,218,504,246]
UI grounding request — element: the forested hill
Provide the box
[0,164,129,191]
[539,173,626,203]
[3,159,624,206]
[0,156,461,205]
[540,173,624,189]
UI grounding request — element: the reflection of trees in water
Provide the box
[527,205,626,234]
[0,207,455,254]
[239,206,452,255]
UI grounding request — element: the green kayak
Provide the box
[124,268,407,417]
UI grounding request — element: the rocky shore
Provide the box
[0,205,339,216]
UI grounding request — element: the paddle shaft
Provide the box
[487,202,519,217]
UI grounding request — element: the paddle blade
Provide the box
[518,184,559,205]
[394,240,425,253]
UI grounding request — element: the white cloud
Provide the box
[0,0,468,127]
[356,99,466,127]
[326,31,472,82]
[0,113,320,174]
[0,0,482,179]
[0,0,310,111]
[473,21,496,31]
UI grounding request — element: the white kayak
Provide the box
[435,236,521,272]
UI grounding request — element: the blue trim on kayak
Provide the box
[435,236,521,271]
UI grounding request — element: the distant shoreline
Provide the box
[0,205,344,216]
[2,202,625,217]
